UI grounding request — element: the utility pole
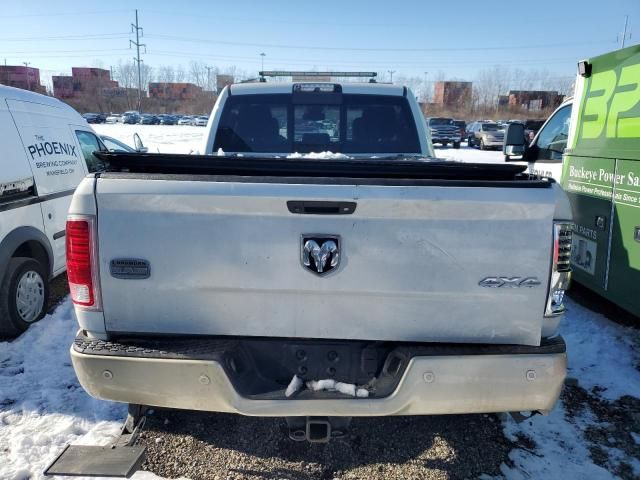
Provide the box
[260,52,266,72]
[205,66,214,93]
[130,9,146,111]
[423,71,429,102]
[23,62,31,91]
[620,15,630,48]
[388,70,395,83]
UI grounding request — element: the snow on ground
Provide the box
[434,144,506,164]
[1,129,638,479]
[94,124,204,154]
[501,298,640,479]
[0,301,181,480]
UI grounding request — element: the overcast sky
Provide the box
[1,0,637,84]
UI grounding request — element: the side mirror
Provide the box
[503,123,526,160]
[133,133,148,153]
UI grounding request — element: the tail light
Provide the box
[66,215,102,311]
[545,222,572,316]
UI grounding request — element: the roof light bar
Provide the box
[260,71,377,78]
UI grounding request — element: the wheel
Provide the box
[0,257,49,338]
[453,141,461,149]
[480,139,486,150]
[468,136,474,148]
[441,142,448,147]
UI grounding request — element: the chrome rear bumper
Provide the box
[71,332,566,416]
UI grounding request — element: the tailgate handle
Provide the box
[287,201,356,215]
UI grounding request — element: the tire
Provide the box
[480,139,486,150]
[0,257,49,338]
[441,142,448,147]
[453,141,461,149]
[468,136,475,148]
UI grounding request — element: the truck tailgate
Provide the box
[96,178,554,346]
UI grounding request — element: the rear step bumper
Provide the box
[71,332,566,416]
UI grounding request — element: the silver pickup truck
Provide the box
[68,82,571,443]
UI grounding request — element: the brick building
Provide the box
[507,90,563,111]
[433,81,472,107]
[148,82,203,100]
[0,65,46,93]
[53,67,118,99]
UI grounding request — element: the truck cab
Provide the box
[504,43,640,318]
[202,82,434,157]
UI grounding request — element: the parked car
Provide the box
[452,120,466,141]
[105,114,122,124]
[178,115,194,125]
[426,117,461,148]
[82,113,103,124]
[467,122,505,150]
[139,114,159,125]
[157,114,177,125]
[194,115,209,126]
[0,85,108,337]
[122,113,140,124]
[66,81,570,456]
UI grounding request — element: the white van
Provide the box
[0,85,108,337]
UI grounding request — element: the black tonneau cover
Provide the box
[95,152,542,184]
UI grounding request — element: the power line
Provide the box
[146,33,614,53]
[2,9,130,18]
[2,48,133,55]
[0,32,131,42]
[143,50,579,68]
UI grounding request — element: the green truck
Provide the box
[505,43,640,317]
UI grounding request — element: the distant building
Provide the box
[507,90,563,110]
[0,65,46,93]
[498,95,510,107]
[433,81,472,107]
[100,86,138,98]
[148,82,203,100]
[53,67,118,98]
[52,75,74,98]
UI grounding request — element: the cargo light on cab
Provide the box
[66,215,102,311]
[546,222,573,316]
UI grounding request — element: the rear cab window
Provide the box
[213,92,421,154]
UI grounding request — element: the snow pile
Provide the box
[436,144,505,164]
[306,379,369,398]
[285,375,303,397]
[500,297,640,479]
[284,375,369,398]
[0,299,169,480]
[287,151,352,160]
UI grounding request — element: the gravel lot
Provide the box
[138,410,513,480]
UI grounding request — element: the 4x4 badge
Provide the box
[301,235,340,276]
[479,277,541,288]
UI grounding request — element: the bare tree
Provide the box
[189,61,208,88]
[175,65,186,83]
